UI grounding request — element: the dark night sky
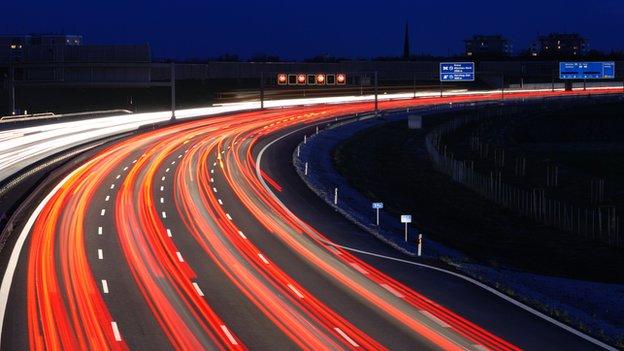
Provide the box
[4,0,624,59]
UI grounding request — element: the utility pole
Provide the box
[170,62,176,121]
[9,64,15,115]
[374,71,378,113]
[260,71,265,110]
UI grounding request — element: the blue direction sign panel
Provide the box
[559,62,615,79]
[440,62,475,82]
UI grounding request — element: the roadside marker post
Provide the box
[304,134,307,144]
[372,202,384,226]
[417,234,423,257]
[334,188,338,205]
[400,215,412,242]
[297,146,300,157]
[304,162,308,176]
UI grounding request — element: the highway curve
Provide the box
[0,89,619,350]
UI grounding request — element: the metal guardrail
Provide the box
[0,109,132,123]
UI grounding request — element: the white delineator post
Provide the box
[304,162,308,175]
[297,146,300,157]
[304,134,307,144]
[334,188,338,205]
[417,234,423,257]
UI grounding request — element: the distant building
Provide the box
[532,33,588,58]
[464,35,512,58]
[0,34,151,84]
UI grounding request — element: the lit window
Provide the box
[10,44,17,49]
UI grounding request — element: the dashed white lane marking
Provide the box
[238,231,247,239]
[105,195,110,202]
[349,262,368,275]
[161,211,167,219]
[100,209,106,216]
[220,325,238,345]
[380,283,404,298]
[225,213,232,220]
[420,310,451,328]
[123,166,128,171]
[192,282,204,296]
[287,284,304,299]
[101,279,109,294]
[160,186,164,191]
[160,197,164,204]
[178,155,182,159]
[258,253,269,264]
[165,168,170,173]
[115,174,121,180]
[218,199,223,205]
[334,327,359,348]
[98,227,103,235]
[166,229,172,237]
[97,249,103,260]
[176,252,184,262]
[111,322,122,341]
[213,162,217,167]
[110,184,115,190]
[210,169,215,174]
[161,176,166,182]
[212,187,218,193]
[171,161,176,165]
[210,177,214,183]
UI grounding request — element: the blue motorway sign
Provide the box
[440,62,475,82]
[559,62,615,79]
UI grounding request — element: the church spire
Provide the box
[403,21,410,60]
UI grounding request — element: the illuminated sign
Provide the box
[440,62,475,82]
[559,62,615,79]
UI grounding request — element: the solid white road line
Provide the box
[334,327,359,347]
[238,231,247,239]
[101,279,109,294]
[0,167,81,344]
[220,325,238,345]
[111,322,122,341]
[176,252,184,262]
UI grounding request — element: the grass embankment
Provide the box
[333,117,624,283]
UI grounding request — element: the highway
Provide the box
[0,89,621,350]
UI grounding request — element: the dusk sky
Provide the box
[4,0,624,60]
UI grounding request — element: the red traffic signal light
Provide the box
[277,73,287,85]
[336,73,346,85]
